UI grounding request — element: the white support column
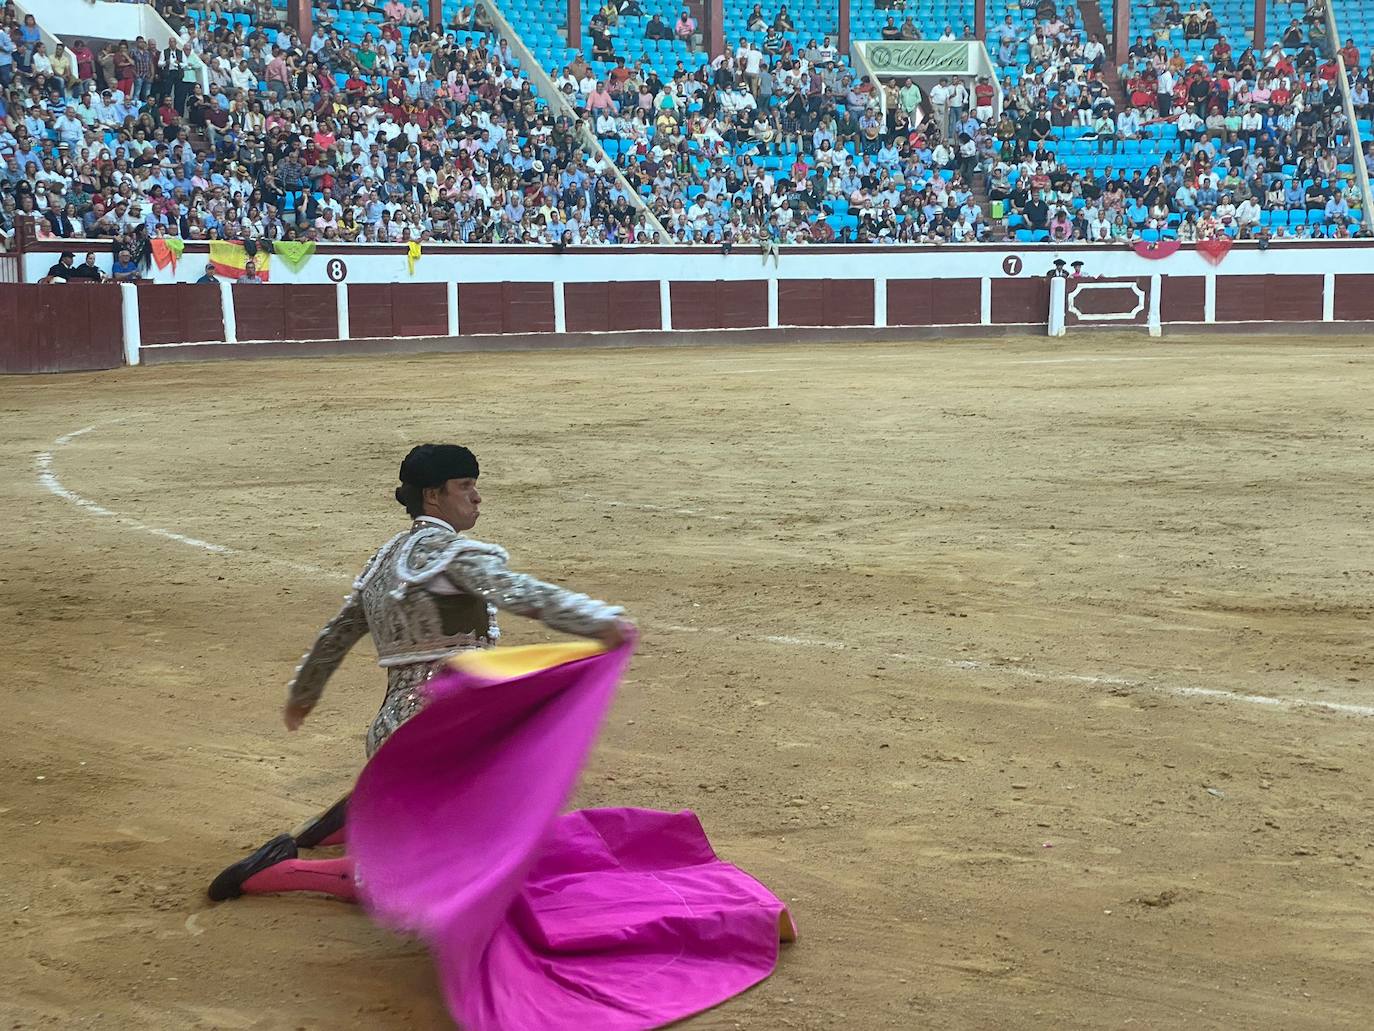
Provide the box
[1203,274,1216,323]
[1047,276,1066,336]
[980,276,992,325]
[335,282,350,339]
[553,280,566,333]
[873,277,887,328]
[659,279,672,331]
[1148,273,1162,338]
[118,283,141,366]
[1323,272,1335,322]
[219,280,237,343]
[447,280,460,336]
[767,277,779,328]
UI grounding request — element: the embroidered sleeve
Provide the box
[444,550,623,638]
[286,592,370,709]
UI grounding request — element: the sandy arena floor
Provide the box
[3,336,1373,1030]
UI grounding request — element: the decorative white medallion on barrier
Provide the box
[1067,282,1147,322]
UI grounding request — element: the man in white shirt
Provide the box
[742,41,763,96]
[1156,68,1174,114]
[928,78,951,136]
[1235,196,1261,228]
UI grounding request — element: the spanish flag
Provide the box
[209,241,271,281]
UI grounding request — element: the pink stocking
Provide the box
[241,857,357,902]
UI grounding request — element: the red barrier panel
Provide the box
[887,279,981,326]
[459,283,555,335]
[1064,277,1150,328]
[0,284,124,373]
[669,281,768,330]
[234,284,337,341]
[989,278,1051,325]
[1333,274,1374,320]
[137,284,224,344]
[285,285,339,339]
[779,279,874,327]
[234,284,287,341]
[349,283,448,338]
[564,281,661,333]
[1215,275,1322,323]
[1160,276,1206,322]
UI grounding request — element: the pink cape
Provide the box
[347,644,792,1030]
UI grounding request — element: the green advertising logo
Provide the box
[865,41,970,74]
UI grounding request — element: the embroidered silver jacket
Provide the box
[286,520,622,753]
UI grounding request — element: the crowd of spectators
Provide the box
[1,0,660,260]
[0,0,1370,255]
[571,1,1369,243]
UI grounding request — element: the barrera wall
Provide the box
[7,241,1374,372]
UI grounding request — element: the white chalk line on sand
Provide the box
[38,423,1374,719]
[624,349,1374,371]
[1009,352,1374,366]
[37,426,338,580]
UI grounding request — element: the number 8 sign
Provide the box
[326,258,348,282]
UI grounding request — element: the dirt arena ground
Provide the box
[3,335,1373,1030]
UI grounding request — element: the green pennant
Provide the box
[272,240,317,273]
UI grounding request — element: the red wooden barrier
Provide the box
[990,278,1051,325]
[669,281,768,330]
[887,279,981,325]
[0,284,123,373]
[1160,276,1205,322]
[778,279,874,327]
[137,284,223,344]
[459,283,555,335]
[233,284,337,341]
[1215,275,1322,323]
[349,283,448,338]
[564,281,661,333]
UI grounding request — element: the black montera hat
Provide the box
[398,444,479,488]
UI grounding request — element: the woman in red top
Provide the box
[112,43,135,98]
[70,39,96,90]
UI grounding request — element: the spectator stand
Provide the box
[473,0,675,237]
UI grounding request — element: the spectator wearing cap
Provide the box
[44,250,78,282]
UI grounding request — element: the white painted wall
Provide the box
[22,241,1374,286]
[24,0,182,49]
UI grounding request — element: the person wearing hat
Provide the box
[43,250,78,282]
[1069,260,1086,278]
[1047,258,1069,279]
[207,444,634,901]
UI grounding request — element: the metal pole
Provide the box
[1326,3,1374,234]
